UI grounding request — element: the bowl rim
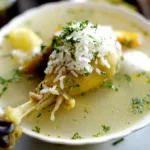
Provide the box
[1,1,150,146]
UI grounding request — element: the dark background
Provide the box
[1,0,150,28]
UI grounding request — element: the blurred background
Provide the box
[0,0,150,28]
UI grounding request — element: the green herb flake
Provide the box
[81,92,86,96]
[40,43,47,53]
[37,113,41,118]
[122,39,133,48]
[92,132,102,138]
[71,133,83,140]
[132,97,145,114]
[137,72,146,77]
[112,138,124,146]
[57,136,61,138]
[32,126,40,133]
[84,108,88,114]
[114,74,121,80]
[69,84,80,90]
[101,125,111,132]
[103,80,120,92]
[124,74,132,83]
[0,69,21,98]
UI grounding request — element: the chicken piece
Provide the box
[115,31,141,48]
[43,53,119,96]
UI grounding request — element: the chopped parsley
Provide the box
[131,96,150,114]
[37,113,41,118]
[0,69,21,98]
[121,39,133,48]
[101,125,111,132]
[114,74,132,83]
[112,138,124,146]
[124,74,132,83]
[81,92,86,96]
[40,43,47,52]
[57,136,61,138]
[32,126,40,133]
[103,80,120,91]
[137,72,146,77]
[92,132,102,138]
[71,133,83,140]
[69,84,80,90]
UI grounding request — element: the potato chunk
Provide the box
[7,27,42,51]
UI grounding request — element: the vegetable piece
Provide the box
[115,31,141,48]
[6,27,51,74]
[7,27,42,51]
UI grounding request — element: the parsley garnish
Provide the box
[32,126,40,133]
[92,132,102,137]
[122,39,133,47]
[132,97,145,114]
[124,74,132,83]
[69,84,80,90]
[71,133,83,140]
[81,92,86,96]
[37,113,41,118]
[112,138,124,146]
[40,43,47,52]
[0,69,21,98]
[103,80,120,91]
[101,125,111,132]
[83,68,90,76]
[137,72,146,77]
[114,74,132,83]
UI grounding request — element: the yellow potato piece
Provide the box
[7,27,42,52]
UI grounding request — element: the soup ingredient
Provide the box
[0,69,21,98]
[115,31,141,48]
[7,27,42,51]
[32,126,40,133]
[101,124,111,132]
[132,95,150,114]
[6,27,50,74]
[71,132,83,139]
[92,132,102,137]
[120,51,150,75]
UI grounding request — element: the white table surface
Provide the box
[14,124,150,150]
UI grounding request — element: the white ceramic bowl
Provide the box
[0,1,150,146]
